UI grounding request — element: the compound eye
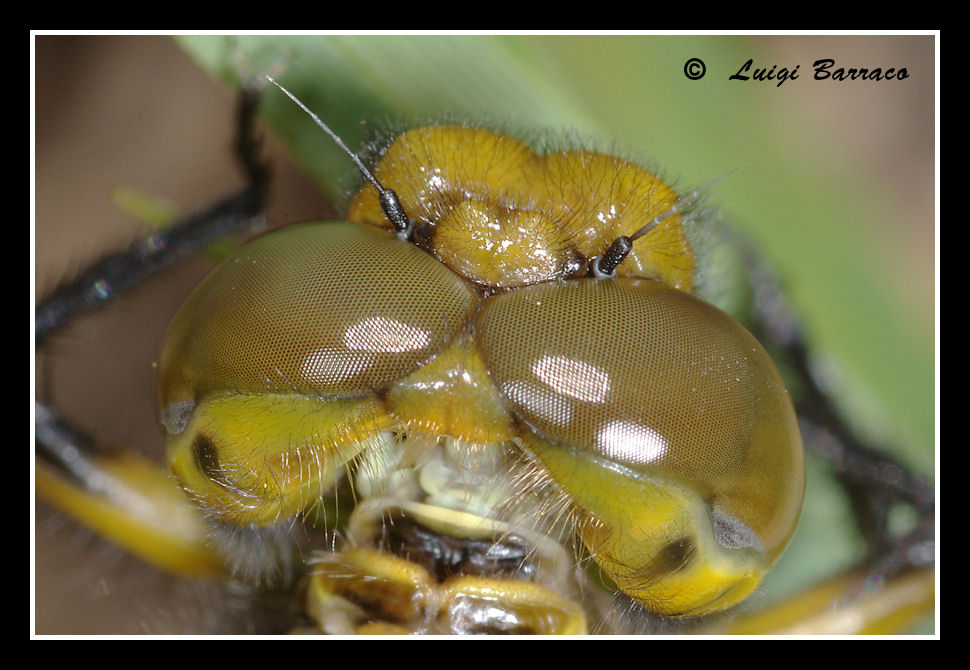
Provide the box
[157,221,477,525]
[159,221,477,414]
[477,279,804,616]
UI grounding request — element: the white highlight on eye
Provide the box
[597,420,669,465]
[299,347,372,383]
[299,318,431,383]
[344,317,431,353]
[502,380,572,426]
[532,355,610,403]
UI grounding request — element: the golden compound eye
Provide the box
[154,119,804,622]
[477,279,804,616]
[158,221,478,525]
[158,221,476,411]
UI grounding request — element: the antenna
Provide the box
[590,171,734,278]
[264,76,414,239]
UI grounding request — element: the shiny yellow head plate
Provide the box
[348,126,695,291]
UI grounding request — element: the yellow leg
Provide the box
[718,566,935,635]
[36,450,223,578]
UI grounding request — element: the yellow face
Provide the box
[158,126,804,624]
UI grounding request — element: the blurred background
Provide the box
[33,34,936,634]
